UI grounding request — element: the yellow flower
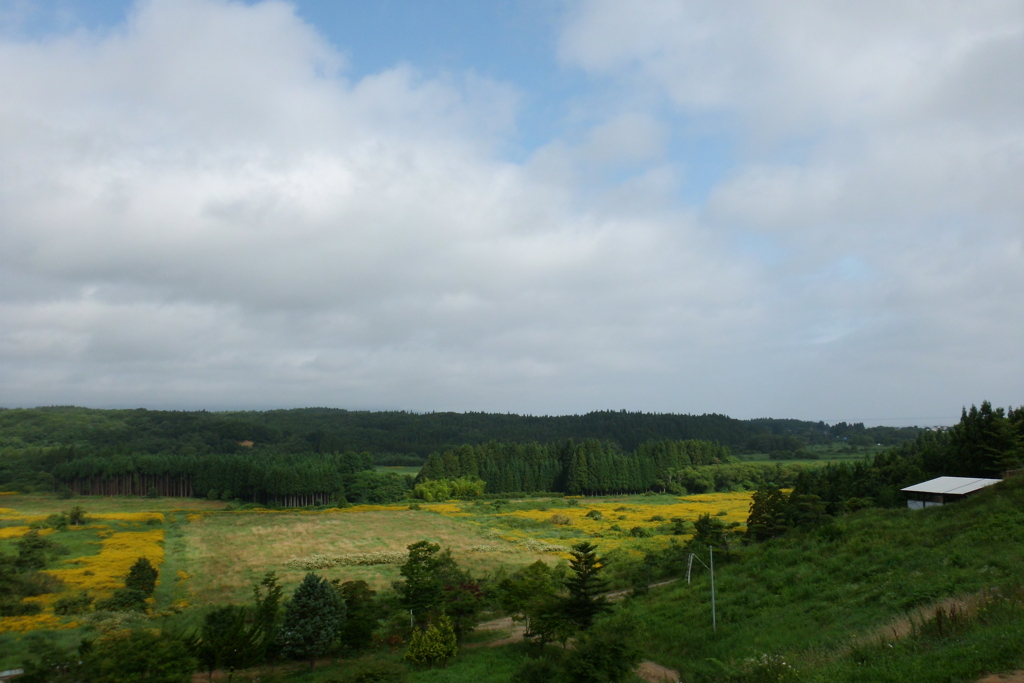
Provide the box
[47,529,165,598]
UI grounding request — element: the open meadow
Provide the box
[0,489,751,671]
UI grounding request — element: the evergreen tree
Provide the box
[337,579,377,653]
[397,541,465,626]
[124,557,159,595]
[404,613,458,668]
[950,402,1022,477]
[198,605,258,678]
[745,485,790,542]
[278,573,344,670]
[250,572,283,660]
[562,542,610,632]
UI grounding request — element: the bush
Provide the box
[54,591,94,615]
[510,657,561,683]
[586,510,603,520]
[629,526,650,538]
[404,614,457,668]
[19,571,64,596]
[44,513,68,530]
[330,657,409,683]
[96,588,149,612]
[66,505,87,526]
[549,514,572,526]
[146,487,160,499]
[0,599,42,616]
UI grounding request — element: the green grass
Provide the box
[375,465,422,476]
[620,476,1024,681]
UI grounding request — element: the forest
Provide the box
[0,406,921,504]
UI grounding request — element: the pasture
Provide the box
[0,489,751,671]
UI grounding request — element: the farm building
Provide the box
[901,476,1001,509]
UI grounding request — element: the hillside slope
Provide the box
[623,475,1024,682]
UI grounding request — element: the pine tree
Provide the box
[124,557,159,595]
[278,573,344,670]
[562,541,610,632]
[404,613,458,667]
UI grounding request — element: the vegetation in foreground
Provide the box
[0,399,1021,682]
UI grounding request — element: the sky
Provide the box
[1,0,1022,425]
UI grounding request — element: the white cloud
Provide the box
[1,0,1021,422]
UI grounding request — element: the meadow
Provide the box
[0,489,750,672]
[5,479,1023,683]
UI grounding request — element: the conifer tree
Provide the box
[562,541,610,631]
[125,557,159,595]
[278,573,344,670]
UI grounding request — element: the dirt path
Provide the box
[636,660,681,683]
[976,673,1024,683]
[471,580,682,680]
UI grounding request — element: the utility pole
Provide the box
[686,547,717,632]
[709,545,716,632]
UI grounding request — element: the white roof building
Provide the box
[901,476,1001,509]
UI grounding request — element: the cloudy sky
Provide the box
[1,0,1022,424]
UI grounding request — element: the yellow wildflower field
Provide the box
[0,614,79,634]
[0,526,57,539]
[47,529,165,597]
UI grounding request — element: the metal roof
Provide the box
[901,476,1001,495]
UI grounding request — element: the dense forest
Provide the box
[0,403,943,505]
[0,406,917,457]
[417,439,731,495]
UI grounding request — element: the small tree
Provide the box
[278,573,344,670]
[125,557,159,595]
[338,579,377,654]
[198,604,259,680]
[562,542,610,632]
[66,506,87,526]
[397,541,466,626]
[251,572,283,660]
[561,613,643,683]
[404,613,457,668]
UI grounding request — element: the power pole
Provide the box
[709,545,716,632]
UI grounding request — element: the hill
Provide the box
[620,474,1024,682]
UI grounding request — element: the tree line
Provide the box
[417,438,732,495]
[0,405,919,460]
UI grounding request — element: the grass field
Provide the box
[374,465,422,476]
[0,489,748,671]
[5,480,1024,682]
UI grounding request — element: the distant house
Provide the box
[901,476,1001,509]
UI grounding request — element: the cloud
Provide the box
[1,0,1021,422]
[0,0,760,414]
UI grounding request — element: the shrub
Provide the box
[96,588,149,612]
[66,505,87,526]
[629,526,650,538]
[330,657,409,683]
[146,487,160,499]
[404,614,457,668]
[20,571,64,596]
[45,513,68,530]
[510,657,561,683]
[549,514,572,526]
[0,600,42,616]
[54,591,94,615]
[586,510,604,520]
[649,515,665,522]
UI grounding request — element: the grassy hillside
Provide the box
[621,475,1024,682]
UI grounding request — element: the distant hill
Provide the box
[0,406,919,457]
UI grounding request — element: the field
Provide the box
[0,489,751,671]
[9,481,1022,683]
